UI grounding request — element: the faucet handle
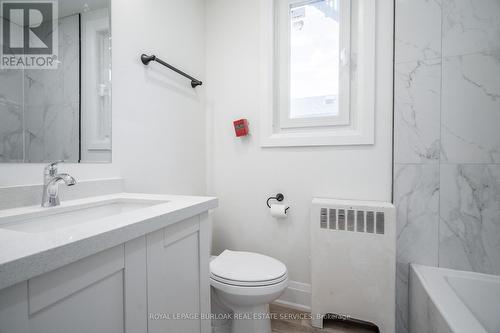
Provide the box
[44,160,64,175]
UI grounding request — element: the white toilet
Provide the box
[210,250,288,333]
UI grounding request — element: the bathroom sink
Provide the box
[0,193,217,291]
[0,198,168,233]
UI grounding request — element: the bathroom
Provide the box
[0,0,498,332]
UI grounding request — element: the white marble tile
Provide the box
[442,0,500,57]
[23,14,80,162]
[0,17,24,161]
[394,1,500,331]
[394,164,440,333]
[394,59,441,164]
[395,0,442,63]
[440,164,500,274]
[0,70,24,162]
[0,16,80,163]
[24,101,80,162]
[441,52,500,163]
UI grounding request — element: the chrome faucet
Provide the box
[42,161,77,207]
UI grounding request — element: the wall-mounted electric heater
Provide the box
[310,198,395,333]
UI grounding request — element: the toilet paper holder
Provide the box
[266,193,290,213]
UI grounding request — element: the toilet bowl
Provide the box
[210,250,288,333]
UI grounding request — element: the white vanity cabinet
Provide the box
[147,214,211,333]
[0,212,211,333]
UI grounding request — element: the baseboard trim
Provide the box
[273,280,311,312]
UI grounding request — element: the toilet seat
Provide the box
[211,272,288,287]
[210,273,289,298]
[210,250,288,287]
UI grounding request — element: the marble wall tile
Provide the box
[23,14,80,162]
[441,52,500,164]
[394,164,440,333]
[439,164,500,275]
[0,17,24,162]
[396,1,500,332]
[394,60,441,164]
[0,70,24,162]
[0,22,21,163]
[24,102,80,162]
[442,0,500,57]
[395,0,442,63]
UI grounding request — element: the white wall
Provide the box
[0,0,207,196]
[206,0,393,285]
[113,0,207,195]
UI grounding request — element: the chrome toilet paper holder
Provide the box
[266,193,290,213]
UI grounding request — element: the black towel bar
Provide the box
[141,54,203,88]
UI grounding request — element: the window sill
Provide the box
[261,128,374,147]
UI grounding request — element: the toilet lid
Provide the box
[210,250,287,283]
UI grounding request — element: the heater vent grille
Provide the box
[311,198,395,332]
[320,208,328,229]
[319,208,385,235]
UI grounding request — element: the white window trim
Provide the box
[259,0,375,147]
[276,0,351,129]
[81,8,112,152]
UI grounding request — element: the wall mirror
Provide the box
[0,0,111,163]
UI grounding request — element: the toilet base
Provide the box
[231,304,271,333]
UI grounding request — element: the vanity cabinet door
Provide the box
[146,214,210,333]
[0,245,126,333]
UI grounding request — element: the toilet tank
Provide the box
[310,198,395,333]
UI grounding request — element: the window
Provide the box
[277,0,350,129]
[260,0,376,147]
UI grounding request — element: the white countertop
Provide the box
[0,193,218,290]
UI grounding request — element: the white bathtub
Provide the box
[409,264,500,333]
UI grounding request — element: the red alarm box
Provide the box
[233,119,249,137]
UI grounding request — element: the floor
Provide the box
[270,304,378,333]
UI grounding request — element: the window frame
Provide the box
[276,0,352,129]
[259,0,376,147]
